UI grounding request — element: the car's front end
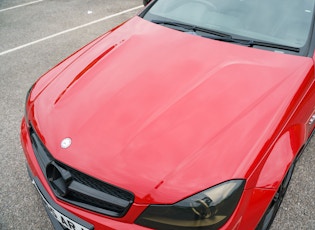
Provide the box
[21,0,315,229]
[21,117,272,230]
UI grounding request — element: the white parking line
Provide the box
[0,5,143,56]
[0,0,44,13]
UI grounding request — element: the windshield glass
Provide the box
[142,0,315,49]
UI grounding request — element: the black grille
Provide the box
[29,124,134,217]
[65,165,133,201]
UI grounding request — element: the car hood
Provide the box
[30,17,313,204]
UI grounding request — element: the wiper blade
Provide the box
[207,36,300,52]
[152,20,300,53]
[247,40,300,52]
[151,19,231,38]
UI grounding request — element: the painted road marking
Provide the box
[0,0,44,13]
[0,5,143,56]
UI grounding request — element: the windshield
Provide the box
[142,0,315,50]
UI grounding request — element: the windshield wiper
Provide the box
[199,35,300,52]
[247,40,300,52]
[152,20,300,53]
[151,19,232,38]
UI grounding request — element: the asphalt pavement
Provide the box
[0,0,314,229]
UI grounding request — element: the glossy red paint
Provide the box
[22,16,315,229]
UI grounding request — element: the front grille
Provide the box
[66,166,133,201]
[29,124,134,217]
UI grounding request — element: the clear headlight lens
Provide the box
[135,180,245,230]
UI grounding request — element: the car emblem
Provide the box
[61,138,72,149]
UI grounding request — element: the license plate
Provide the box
[32,179,90,230]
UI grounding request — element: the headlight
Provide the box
[135,180,245,230]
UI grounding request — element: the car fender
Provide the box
[255,124,305,189]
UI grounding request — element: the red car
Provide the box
[21,0,315,229]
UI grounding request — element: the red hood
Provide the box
[30,17,313,204]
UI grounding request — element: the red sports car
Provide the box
[21,0,315,229]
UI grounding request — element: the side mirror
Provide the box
[143,0,151,6]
